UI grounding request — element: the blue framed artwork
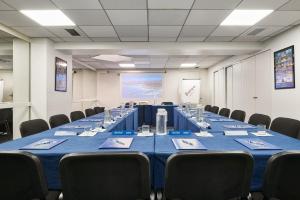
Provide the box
[55,57,67,92]
[274,46,295,89]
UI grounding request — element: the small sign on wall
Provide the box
[55,57,67,92]
[274,45,295,89]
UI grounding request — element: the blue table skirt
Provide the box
[137,105,177,127]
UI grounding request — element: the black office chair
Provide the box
[49,114,70,128]
[20,119,49,138]
[219,108,230,117]
[164,151,253,200]
[70,111,85,122]
[270,117,300,138]
[125,102,130,108]
[0,151,59,200]
[210,106,219,114]
[60,152,151,200]
[248,113,271,129]
[263,151,300,200]
[161,102,174,105]
[230,110,246,122]
[204,105,212,111]
[0,108,13,143]
[94,106,105,114]
[85,108,96,117]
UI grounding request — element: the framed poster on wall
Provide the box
[274,45,295,89]
[55,57,67,92]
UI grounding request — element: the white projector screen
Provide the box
[121,73,163,99]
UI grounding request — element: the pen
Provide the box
[182,140,194,146]
[249,140,265,146]
[115,140,125,145]
[36,141,52,146]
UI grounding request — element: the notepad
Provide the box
[99,138,133,149]
[224,130,248,136]
[172,138,207,150]
[20,138,67,150]
[61,125,90,129]
[251,131,273,137]
[137,132,154,137]
[209,118,235,122]
[235,138,281,150]
[223,125,256,129]
[79,131,98,137]
[195,131,214,137]
[79,119,103,122]
[54,131,78,136]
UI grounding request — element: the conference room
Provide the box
[1,0,300,199]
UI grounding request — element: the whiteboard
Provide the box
[181,79,201,104]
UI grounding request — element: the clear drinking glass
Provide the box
[257,124,267,130]
[142,125,150,134]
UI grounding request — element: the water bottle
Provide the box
[196,105,204,122]
[156,109,167,135]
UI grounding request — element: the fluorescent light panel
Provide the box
[20,10,75,26]
[119,63,135,68]
[180,63,197,67]
[221,10,273,26]
[93,55,132,62]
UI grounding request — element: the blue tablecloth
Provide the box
[153,108,300,190]
[137,105,177,127]
[0,108,141,189]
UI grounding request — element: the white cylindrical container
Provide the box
[156,108,168,135]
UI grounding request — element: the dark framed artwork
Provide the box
[274,45,295,89]
[55,57,67,92]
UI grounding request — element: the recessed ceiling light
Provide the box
[93,55,132,62]
[20,10,75,26]
[119,63,135,68]
[180,63,197,68]
[221,10,273,26]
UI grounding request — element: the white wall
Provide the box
[0,69,13,102]
[72,69,97,111]
[97,69,209,108]
[208,25,300,121]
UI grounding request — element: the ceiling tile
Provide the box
[149,37,177,42]
[61,37,92,42]
[3,0,56,9]
[180,25,216,37]
[46,26,87,37]
[193,0,241,9]
[279,0,300,11]
[242,26,285,37]
[211,26,250,36]
[186,10,231,25]
[149,10,189,25]
[149,26,181,37]
[106,10,147,25]
[233,36,267,42]
[148,0,194,9]
[0,11,40,26]
[0,1,14,10]
[206,36,235,42]
[52,0,103,9]
[91,37,119,42]
[149,56,168,68]
[12,27,55,37]
[79,26,117,37]
[257,11,300,26]
[50,37,64,42]
[237,0,289,9]
[120,37,148,41]
[100,0,146,9]
[114,26,147,37]
[63,10,110,25]
[177,37,206,42]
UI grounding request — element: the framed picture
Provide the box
[55,57,67,92]
[274,45,295,89]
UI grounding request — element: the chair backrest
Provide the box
[85,108,96,117]
[230,110,246,122]
[204,105,212,111]
[161,102,173,105]
[248,113,271,129]
[270,117,300,138]
[20,119,49,138]
[0,151,48,200]
[210,106,219,114]
[70,111,85,122]
[219,108,230,117]
[263,151,300,200]
[60,152,151,200]
[164,151,253,200]
[49,114,70,128]
[94,107,105,114]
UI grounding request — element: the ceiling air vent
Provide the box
[65,29,80,36]
[247,28,265,36]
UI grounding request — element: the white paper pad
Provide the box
[224,130,248,136]
[195,131,214,137]
[251,131,273,137]
[91,127,106,132]
[79,131,98,137]
[137,132,154,137]
[54,131,77,136]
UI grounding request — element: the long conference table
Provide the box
[1,107,300,192]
